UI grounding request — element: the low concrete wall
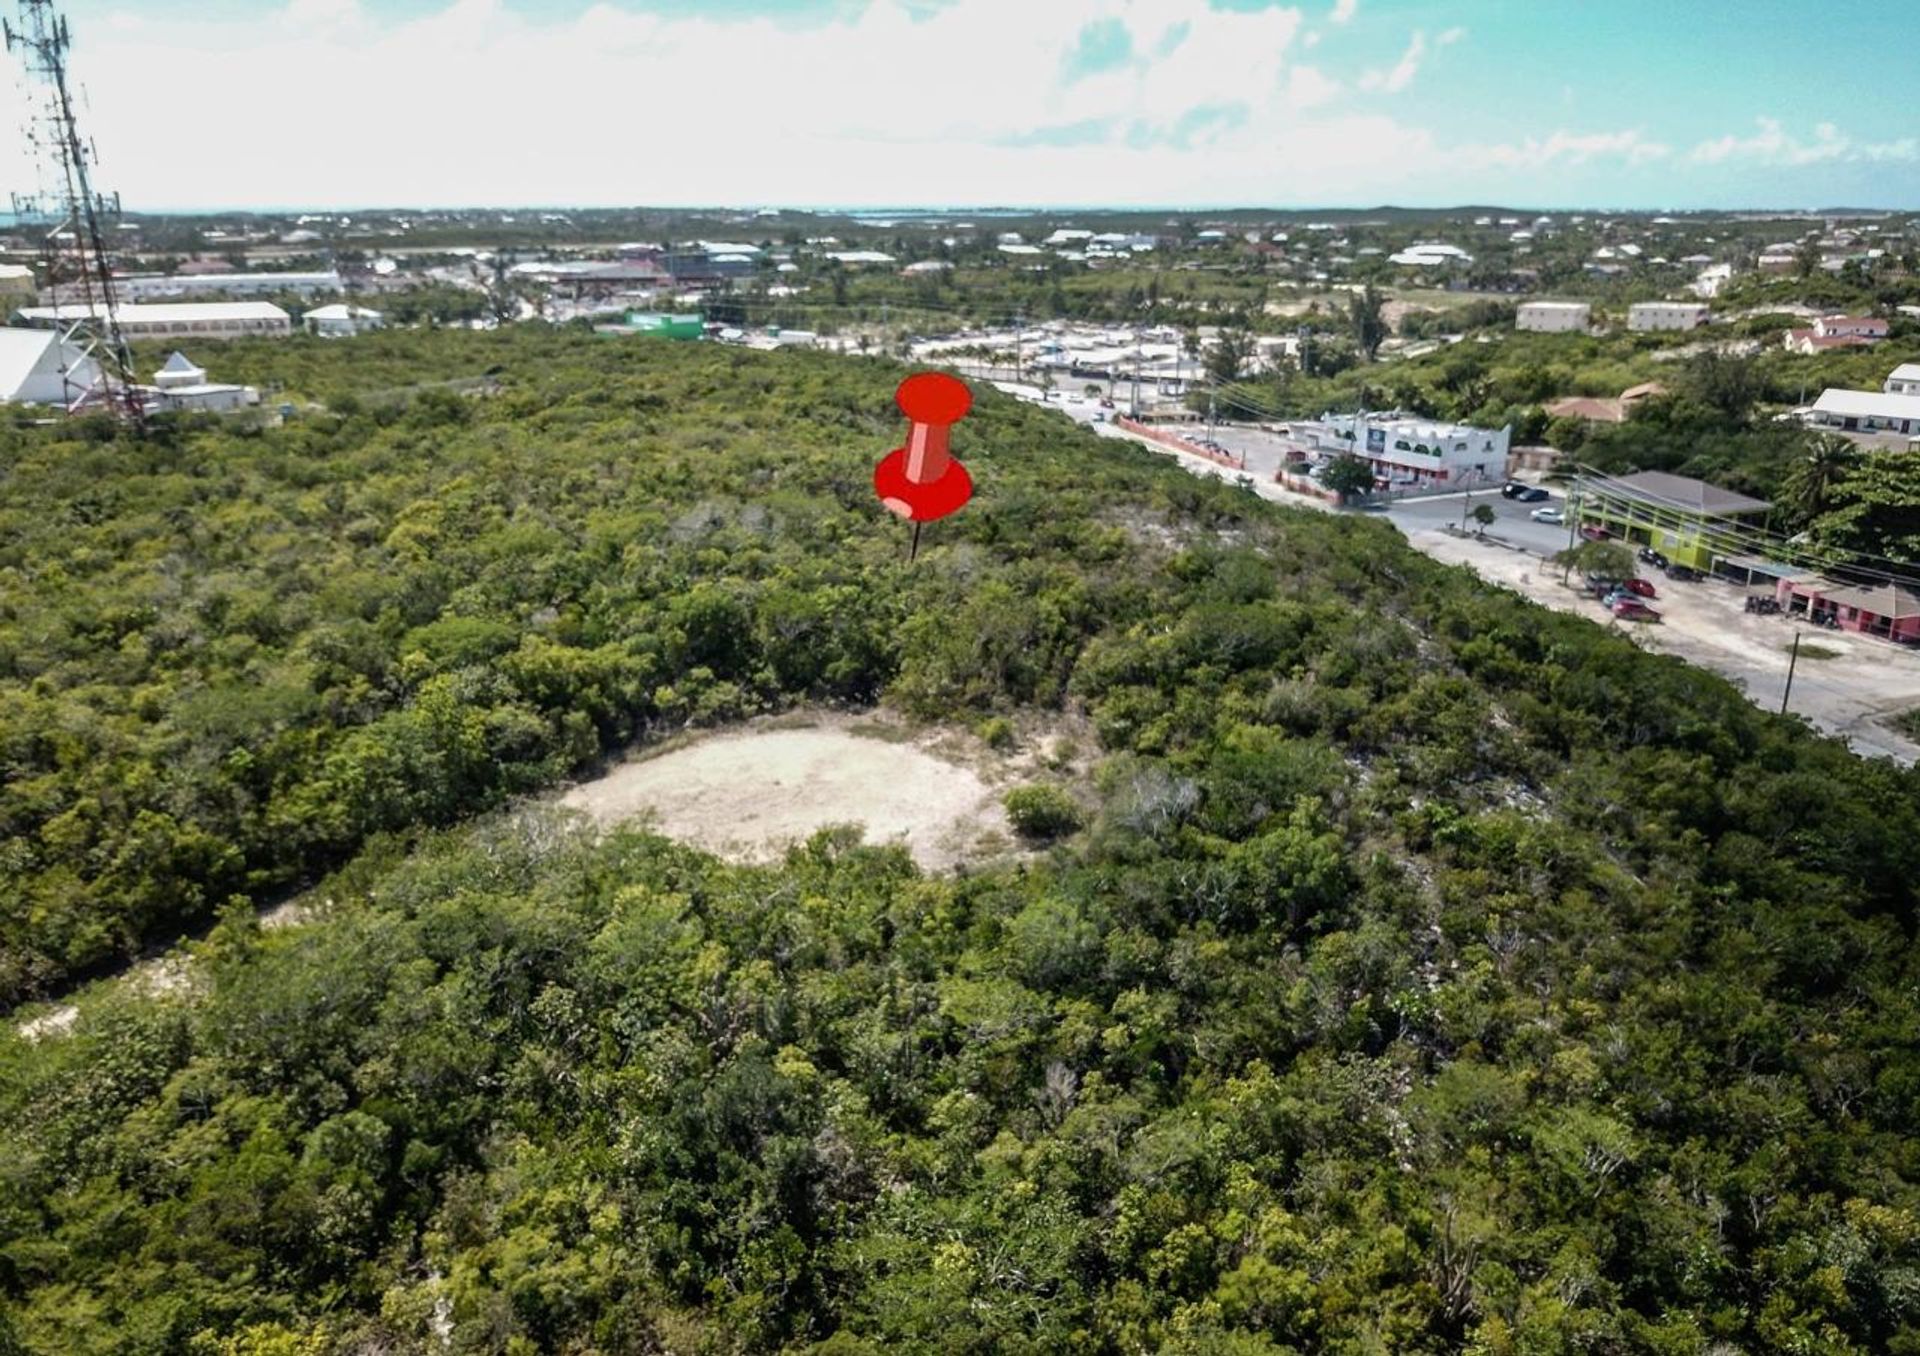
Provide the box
[1116,416,1246,471]
[1274,469,1340,504]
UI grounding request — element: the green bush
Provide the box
[1002,783,1084,839]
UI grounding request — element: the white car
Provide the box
[1530,506,1565,524]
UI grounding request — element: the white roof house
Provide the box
[144,349,260,412]
[153,350,207,390]
[1886,363,1920,396]
[1805,388,1920,436]
[0,327,102,405]
[304,303,385,336]
[1390,242,1473,267]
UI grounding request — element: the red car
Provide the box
[1579,525,1610,541]
[1623,577,1658,598]
[1610,598,1660,622]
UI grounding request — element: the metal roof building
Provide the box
[14,301,293,340]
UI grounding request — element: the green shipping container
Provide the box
[626,313,704,340]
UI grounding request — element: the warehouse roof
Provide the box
[1593,469,1770,516]
[16,301,291,324]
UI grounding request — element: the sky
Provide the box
[2,0,1916,212]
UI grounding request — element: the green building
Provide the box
[625,312,704,340]
[1573,470,1770,571]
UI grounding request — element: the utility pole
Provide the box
[1781,630,1801,714]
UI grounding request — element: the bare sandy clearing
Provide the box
[561,719,1015,869]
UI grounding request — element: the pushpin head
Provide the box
[896,371,972,425]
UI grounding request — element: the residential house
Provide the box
[1516,300,1591,333]
[303,304,385,337]
[145,350,259,413]
[1627,301,1710,332]
[1886,363,1920,397]
[1802,388,1920,437]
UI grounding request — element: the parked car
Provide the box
[1585,573,1624,593]
[1530,506,1564,524]
[1638,547,1669,568]
[1501,482,1548,502]
[1611,598,1661,622]
[1580,524,1610,541]
[1664,564,1704,582]
[1623,577,1658,598]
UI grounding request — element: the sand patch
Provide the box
[561,718,1013,869]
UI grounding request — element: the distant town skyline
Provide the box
[3,0,1916,213]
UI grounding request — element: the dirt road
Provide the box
[1409,528,1920,765]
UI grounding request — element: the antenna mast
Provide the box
[5,0,145,427]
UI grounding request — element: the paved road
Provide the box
[1381,488,1576,559]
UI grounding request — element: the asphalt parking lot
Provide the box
[1379,488,1576,559]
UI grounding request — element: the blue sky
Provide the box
[7,0,1916,210]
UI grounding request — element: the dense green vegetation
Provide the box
[5,331,1920,1353]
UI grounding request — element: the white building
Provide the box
[303,304,385,337]
[1043,229,1092,247]
[1692,263,1735,298]
[1886,363,1920,397]
[1628,301,1711,332]
[114,271,342,301]
[1815,314,1889,341]
[0,326,102,406]
[1390,242,1473,268]
[145,350,259,413]
[0,263,35,302]
[824,250,896,266]
[15,301,293,341]
[1516,301,1592,333]
[1322,411,1511,487]
[1804,388,1920,437]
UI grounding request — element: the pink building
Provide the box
[1776,575,1920,642]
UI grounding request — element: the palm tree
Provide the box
[1780,433,1860,528]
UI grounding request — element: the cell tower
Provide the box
[5,0,145,426]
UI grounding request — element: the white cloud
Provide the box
[1285,65,1342,111]
[1690,117,1919,167]
[1437,26,1466,46]
[1453,129,1672,172]
[0,0,1890,212]
[1359,31,1426,94]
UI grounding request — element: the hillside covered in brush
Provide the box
[3,330,1919,1354]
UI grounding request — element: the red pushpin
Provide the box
[875,372,973,558]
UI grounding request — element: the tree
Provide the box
[1557,537,1635,584]
[1349,285,1388,362]
[1205,328,1254,387]
[1471,503,1496,537]
[1318,455,1375,502]
[1778,433,1860,529]
[1805,451,1920,565]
